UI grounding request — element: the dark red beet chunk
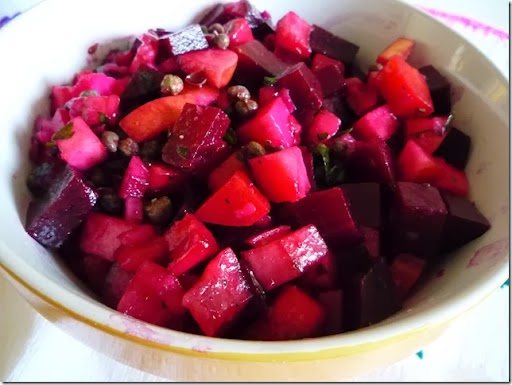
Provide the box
[233,40,288,90]
[317,289,343,335]
[433,127,471,170]
[391,182,448,258]
[26,165,98,248]
[309,25,360,65]
[390,253,426,300]
[81,254,112,295]
[276,62,323,111]
[162,103,230,172]
[344,259,401,331]
[311,53,345,97]
[418,65,452,116]
[341,183,382,228]
[361,226,380,259]
[182,248,254,337]
[346,139,395,184]
[280,187,362,248]
[158,24,208,56]
[26,160,65,197]
[440,192,491,253]
[198,0,269,30]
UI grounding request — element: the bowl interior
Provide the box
[0,0,508,355]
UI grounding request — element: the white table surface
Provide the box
[0,0,509,382]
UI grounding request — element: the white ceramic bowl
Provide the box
[0,0,508,381]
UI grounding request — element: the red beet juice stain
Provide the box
[467,238,509,268]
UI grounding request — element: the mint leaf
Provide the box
[223,127,237,146]
[263,76,277,86]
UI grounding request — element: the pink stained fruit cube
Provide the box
[274,11,312,59]
[248,146,311,203]
[353,104,398,142]
[55,117,107,171]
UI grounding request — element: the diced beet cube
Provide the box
[275,11,312,59]
[119,84,220,143]
[245,285,325,340]
[397,139,439,183]
[26,160,66,197]
[298,250,338,290]
[102,263,134,308]
[404,116,448,154]
[276,62,323,111]
[162,103,230,172]
[433,126,471,170]
[182,248,254,337]
[241,225,328,291]
[124,197,144,224]
[147,163,187,194]
[277,88,296,113]
[300,146,317,191]
[56,117,107,171]
[129,33,159,74]
[391,182,448,257]
[178,273,200,291]
[344,77,380,116]
[177,48,238,89]
[117,224,157,246]
[117,261,186,327]
[238,96,295,148]
[353,105,398,142]
[273,46,303,66]
[80,212,139,261]
[51,85,73,112]
[114,236,169,272]
[225,18,254,48]
[25,165,98,248]
[376,37,415,66]
[196,171,270,227]
[317,289,343,335]
[311,53,345,97]
[258,85,278,106]
[245,225,291,248]
[208,152,250,192]
[440,192,491,252]
[249,146,311,203]
[418,65,452,116]
[309,25,359,65]
[119,156,149,199]
[341,183,382,228]
[197,3,228,26]
[188,136,233,179]
[305,109,341,145]
[344,259,401,330]
[346,139,395,184]
[81,254,112,295]
[158,24,208,56]
[390,253,426,300]
[68,95,120,126]
[377,56,434,118]
[233,40,288,89]
[72,72,118,97]
[432,158,469,197]
[281,187,362,248]
[164,213,219,276]
[198,0,268,29]
[361,226,380,259]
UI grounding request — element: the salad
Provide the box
[24,0,490,340]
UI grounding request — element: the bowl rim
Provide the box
[0,0,509,359]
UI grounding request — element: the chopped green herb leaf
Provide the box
[338,126,353,136]
[176,145,189,159]
[317,132,329,141]
[223,127,238,146]
[263,76,277,86]
[98,112,108,124]
[52,122,75,141]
